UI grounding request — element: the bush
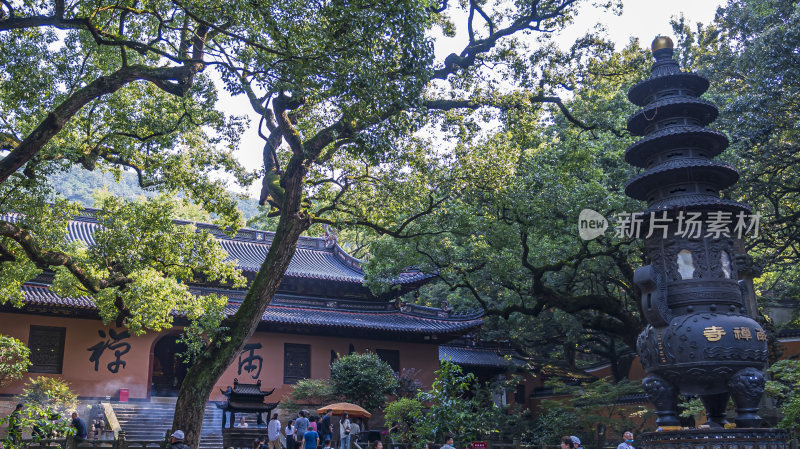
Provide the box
[766,359,800,432]
[385,362,533,447]
[529,404,578,446]
[0,403,74,448]
[330,353,398,412]
[285,378,337,410]
[383,397,425,442]
[0,335,31,388]
[19,376,78,415]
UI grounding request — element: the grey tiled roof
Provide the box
[778,328,800,338]
[19,284,483,335]
[222,380,275,398]
[218,238,365,282]
[21,284,96,309]
[4,212,431,286]
[253,304,482,334]
[439,344,524,368]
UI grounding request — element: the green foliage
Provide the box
[383,397,425,440]
[0,403,74,448]
[352,40,651,371]
[678,396,706,420]
[410,360,503,446]
[0,335,31,388]
[50,194,241,335]
[766,360,800,432]
[529,406,578,446]
[674,0,800,310]
[93,190,213,223]
[329,353,398,413]
[545,378,652,447]
[48,167,263,221]
[289,379,337,406]
[19,376,78,415]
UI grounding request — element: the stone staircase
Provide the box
[111,399,224,449]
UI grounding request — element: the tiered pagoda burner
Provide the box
[217,378,279,428]
[625,37,782,442]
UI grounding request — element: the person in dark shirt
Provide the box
[8,404,23,444]
[320,409,333,443]
[71,412,88,442]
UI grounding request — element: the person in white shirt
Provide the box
[237,417,249,428]
[338,412,351,449]
[285,420,296,449]
[268,414,282,449]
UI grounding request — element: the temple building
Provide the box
[0,210,485,402]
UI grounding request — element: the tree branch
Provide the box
[0,220,130,292]
[0,63,203,185]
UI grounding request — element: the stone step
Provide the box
[112,400,225,449]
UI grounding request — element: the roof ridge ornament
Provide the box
[323,224,338,248]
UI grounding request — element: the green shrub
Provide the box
[19,376,78,414]
[0,335,31,388]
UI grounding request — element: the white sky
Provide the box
[217,0,726,198]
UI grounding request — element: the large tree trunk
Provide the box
[171,163,310,448]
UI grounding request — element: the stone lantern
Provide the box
[625,36,768,429]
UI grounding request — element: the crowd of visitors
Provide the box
[5,402,635,449]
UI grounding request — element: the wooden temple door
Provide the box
[150,335,192,397]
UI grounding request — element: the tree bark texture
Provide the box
[171,159,310,448]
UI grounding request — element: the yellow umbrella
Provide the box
[316,402,372,418]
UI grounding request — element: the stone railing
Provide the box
[8,433,164,449]
[7,438,568,449]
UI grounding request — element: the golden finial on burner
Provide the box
[651,36,674,52]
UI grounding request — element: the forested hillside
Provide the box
[50,167,262,220]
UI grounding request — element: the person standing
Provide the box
[617,432,635,449]
[268,414,282,449]
[560,436,575,449]
[237,417,249,428]
[570,436,583,449]
[349,418,362,449]
[320,410,333,444]
[387,422,399,449]
[302,417,319,449]
[338,412,351,449]
[8,403,23,444]
[295,411,310,445]
[285,419,296,449]
[71,412,88,443]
